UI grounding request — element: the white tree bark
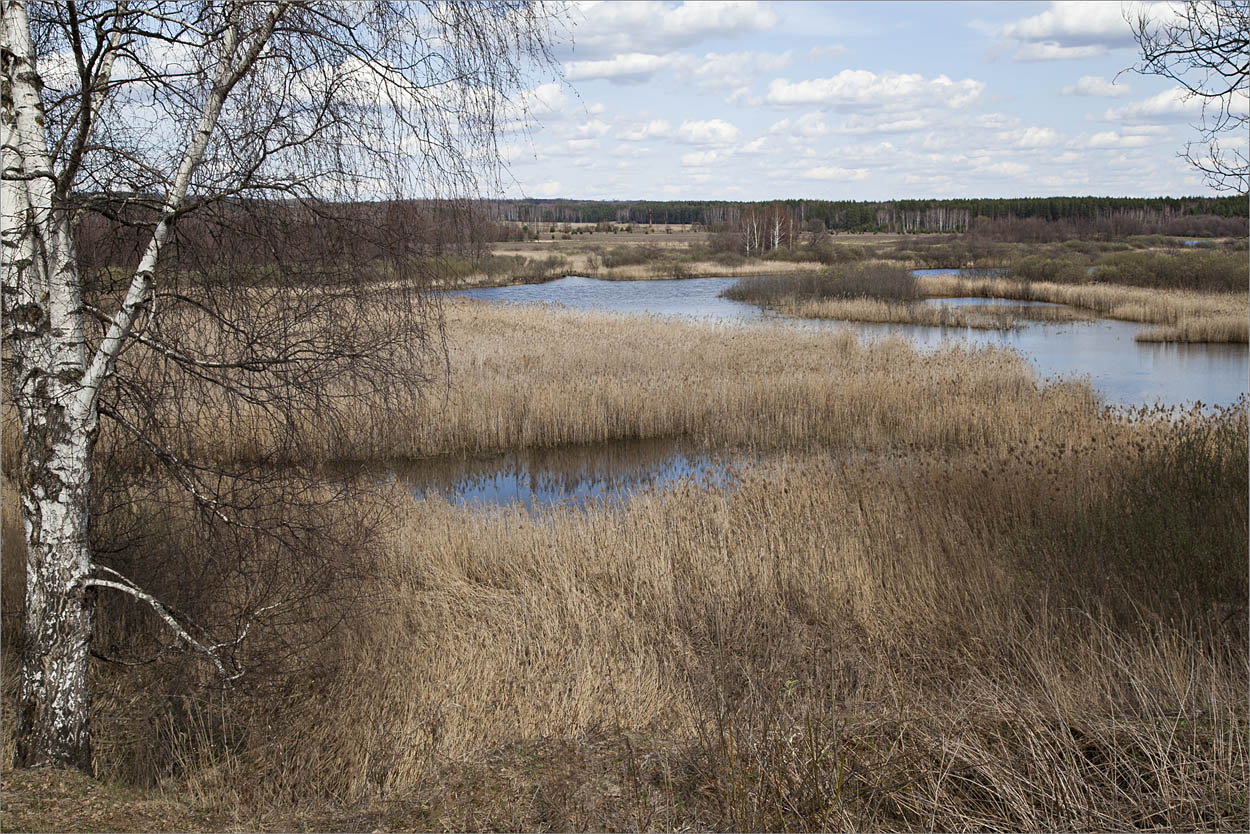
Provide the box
[3,0,97,769]
[4,0,560,774]
[1,0,280,770]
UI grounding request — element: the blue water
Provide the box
[427,273,1249,510]
[396,439,744,513]
[454,275,763,322]
[451,274,1248,409]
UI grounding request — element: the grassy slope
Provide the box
[2,298,1246,832]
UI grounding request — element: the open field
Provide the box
[3,298,1247,831]
[438,232,904,287]
[446,231,1244,288]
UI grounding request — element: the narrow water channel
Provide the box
[453,274,1249,409]
[433,273,1248,511]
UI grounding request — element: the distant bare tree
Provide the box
[2,0,563,772]
[1130,0,1250,192]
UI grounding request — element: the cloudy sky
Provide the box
[499,0,1237,201]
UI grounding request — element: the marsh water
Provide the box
[414,273,1248,510]
[396,439,745,511]
[454,274,1249,409]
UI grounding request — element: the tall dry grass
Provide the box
[155,299,1099,466]
[917,273,1249,343]
[2,291,1245,830]
[36,401,1243,830]
[776,297,1091,329]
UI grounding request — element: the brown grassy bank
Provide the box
[721,257,1247,343]
[4,400,1245,831]
[2,298,1246,831]
[780,296,1091,328]
[441,247,829,288]
[917,273,1249,343]
[724,264,1094,330]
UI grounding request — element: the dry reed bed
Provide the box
[916,274,1250,343]
[4,294,1246,829]
[449,253,828,288]
[153,299,1101,466]
[89,402,1247,830]
[779,297,1093,329]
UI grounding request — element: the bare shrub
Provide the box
[724,263,919,306]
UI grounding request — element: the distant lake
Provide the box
[452,274,1249,409]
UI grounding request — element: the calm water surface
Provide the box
[454,274,1248,409]
[395,439,744,511]
[431,273,1247,509]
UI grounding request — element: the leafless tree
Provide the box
[2,0,563,772]
[1130,0,1250,193]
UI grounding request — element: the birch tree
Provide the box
[1130,0,1250,193]
[2,0,561,771]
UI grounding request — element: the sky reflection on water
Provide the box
[434,274,1247,509]
[453,274,1248,409]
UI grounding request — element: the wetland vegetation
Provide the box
[4,290,1247,831]
[435,223,1249,344]
[4,183,1248,834]
[5,0,1246,827]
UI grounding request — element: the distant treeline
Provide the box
[73,193,1248,278]
[75,196,513,282]
[486,196,1248,236]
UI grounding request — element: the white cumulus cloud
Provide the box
[1087,131,1153,148]
[1104,88,1205,123]
[566,49,793,89]
[1062,75,1131,97]
[1000,1,1138,46]
[576,119,612,137]
[1014,42,1106,61]
[691,50,794,89]
[766,70,983,112]
[1000,126,1061,148]
[769,112,831,137]
[678,119,740,145]
[620,119,673,141]
[523,82,568,117]
[681,150,727,166]
[568,0,778,60]
[804,166,870,181]
[999,2,1181,61]
[565,52,683,83]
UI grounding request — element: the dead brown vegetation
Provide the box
[2,301,1245,832]
[917,273,1249,343]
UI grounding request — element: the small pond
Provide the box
[432,272,1249,510]
[393,439,744,512]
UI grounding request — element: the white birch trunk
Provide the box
[3,0,274,771]
[3,0,97,770]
